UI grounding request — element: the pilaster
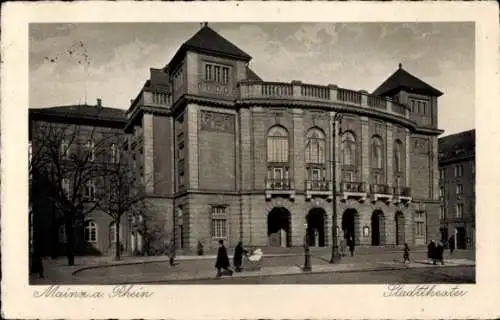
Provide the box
[143,113,155,194]
[386,122,393,187]
[292,108,305,190]
[187,104,199,190]
[405,129,411,188]
[361,116,370,184]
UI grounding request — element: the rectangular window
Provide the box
[205,63,231,84]
[440,206,446,220]
[211,206,227,239]
[456,184,463,195]
[62,178,70,197]
[86,140,95,162]
[416,222,425,237]
[439,169,445,180]
[454,164,464,177]
[60,140,70,159]
[222,67,229,84]
[110,143,119,163]
[311,168,321,181]
[343,171,355,182]
[439,186,444,198]
[394,176,401,187]
[456,203,464,219]
[85,180,96,201]
[267,138,289,163]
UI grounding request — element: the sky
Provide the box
[29,22,474,136]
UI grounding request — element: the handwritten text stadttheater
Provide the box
[383,284,468,297]
[33,285,154,299]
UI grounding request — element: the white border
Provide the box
[2,2,499,319]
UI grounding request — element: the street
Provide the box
[162,266,475,284]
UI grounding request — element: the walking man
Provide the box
[215,240,233,277]
[348,236,355,257]
[448,236,455,255]
[403,243,411,264]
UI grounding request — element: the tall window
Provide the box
[456,203,464,219]
[454,164,464,177]
[267,126,289,184]
[86,140,95,161]
[110,143,119,163]
[370,136,384,184]
[62,178,70,197]
[440,186,444,198]
[416,222,425,237]
[394,140,403,173]
[341,132,356,166]
[211,206,227,239]
[84,220,97,243]
[341,131,357,182]
[177,135,185,188]
[440,168,445,180]
[60,140,70,159]
[85,180,96,201]
[456,184,463,196]
[305,128,326,181]
[440,206,446,220]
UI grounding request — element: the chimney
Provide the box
[97,98,102,107]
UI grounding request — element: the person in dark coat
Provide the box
[168,240,176,266]
[348,236,355,257]
[435,241,445,265]
[427,240,436,263]
[215,240,232,277]
[233,241,248,272]
[403,243,410,264]
[448,236,455,255]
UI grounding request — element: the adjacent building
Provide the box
[438,129,475,249]
[31,25,445,256]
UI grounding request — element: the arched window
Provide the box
[84,220,97,243]
[341,132,356,166]
[371,136,383,169]
[305,128,325,164]
[394,140,403,173]
[267,126,290,186]
[267,126,289,163]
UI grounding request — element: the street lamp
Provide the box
[303,223,312,271]
[330,112,343,264]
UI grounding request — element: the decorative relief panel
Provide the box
[191,82,234,97]
[199,111,235,133]
[268,108,286,124]
[412,137,429,154]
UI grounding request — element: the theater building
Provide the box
[124,25,444,252]
[438,130,475,249]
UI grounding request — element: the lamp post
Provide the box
[303,223,312,271]
[330,112,343,264]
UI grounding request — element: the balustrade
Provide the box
[370,183,391,194]
[265,178,294,191]
[300,84,330,100]
[367,95,387,109]
[305,180,331,191]
[340,181,367,193]
[393,186,411,197]
[337,89,362,105]
[261,83,293,97]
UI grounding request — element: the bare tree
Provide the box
[31,116,115,266]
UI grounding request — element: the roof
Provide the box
[30,103,127,123]
[373,65,443,97]
[182,25,252,61]
[168,25,252,69]
[438,129,475,163]
[246,66,262,81]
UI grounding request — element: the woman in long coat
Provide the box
[215,240,232,277]
[233,241,248,272]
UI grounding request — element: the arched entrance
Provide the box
[267,207,291,247]
[371,210,386,246]
[342,209,359,244]
[306,208,327,247]
[395,211,405,245]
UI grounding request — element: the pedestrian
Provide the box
[340,234,346,257]
[233,241,248,272]
[348,236,355,257]
[448,236,455,255]
[168,240,176,266]
[436,241,445,265]
[215,240,233,277]
[403,243,410,264]
[427,240,436,264]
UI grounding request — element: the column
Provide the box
[405,129,411,188]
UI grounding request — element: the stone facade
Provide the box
[124,26,443,252]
